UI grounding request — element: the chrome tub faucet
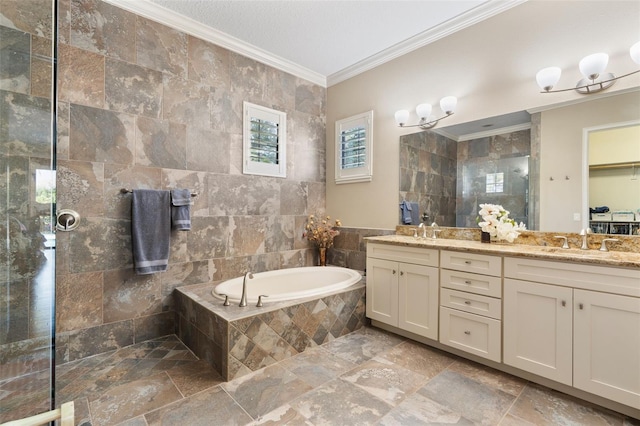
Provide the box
[239,272,253,307]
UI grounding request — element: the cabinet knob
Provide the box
[392,269,396,274]
[561,300,566,307]
[464,280,471,285]
[464,331,471,335]
[579,303,584,310]
[400,271,404,276]
[464,300,471,305]
[464,260,471,265]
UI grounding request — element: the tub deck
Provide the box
[175,275,366,381]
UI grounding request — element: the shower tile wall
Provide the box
[0,0,54,398]
[399,131,458,226]
[53,0,327,365]
[456,130,531,227]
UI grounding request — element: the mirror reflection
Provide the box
[399,112,534,229]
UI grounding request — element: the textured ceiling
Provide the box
[147,0,489,77]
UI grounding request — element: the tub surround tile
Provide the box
[136,17,187,77]
[103,268,163,323]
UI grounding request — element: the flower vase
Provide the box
[481,231,491,244]
[318,247,327,266]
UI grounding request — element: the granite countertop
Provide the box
[365,235,640,269]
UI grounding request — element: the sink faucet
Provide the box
[239,272,253,307]
[418,222,427,239]
[579,228,592,250]
[430,222,441,239]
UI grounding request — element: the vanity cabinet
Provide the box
[439,250,503,362]
[504,257,640,409]
[366,243,439,340]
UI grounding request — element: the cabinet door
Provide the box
[398,263,439,339]
[366,258,398,326]
[503,279,573,385]
[574,289,640,409]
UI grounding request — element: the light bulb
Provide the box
[415,104,432,120]
[394,110,410,127]
[440,96,457,114]
[536,67,562,91]
[579,53,608,80]
[630,40,640,65]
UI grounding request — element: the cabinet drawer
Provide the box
[441,250,501,277]
[440,269,502,298]
[440,288,501,320]
[367,243,438,267]
[504,257,640,297]
[439,307,501,362]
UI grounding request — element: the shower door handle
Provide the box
[56,209,80,231]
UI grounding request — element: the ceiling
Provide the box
[113,0,525,86]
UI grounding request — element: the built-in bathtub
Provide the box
[212,266,362,304]
[175,266,366,381]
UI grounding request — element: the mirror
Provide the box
[399,111,535,229]
[583,121,640,236]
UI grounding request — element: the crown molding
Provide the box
[103,0,327,87]
[327,0,527,87]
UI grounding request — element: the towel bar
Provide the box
[120,188,198,197]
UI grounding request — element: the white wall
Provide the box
[326,0,640,230]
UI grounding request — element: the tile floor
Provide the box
[3,327,639,425]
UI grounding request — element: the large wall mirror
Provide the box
[582,121,640,236]
[399,111,536,229]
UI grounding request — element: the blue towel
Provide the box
[171,189,192,231]
[400,201,413,224]
[131,189,171,274]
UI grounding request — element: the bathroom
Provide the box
[1,0,639,424]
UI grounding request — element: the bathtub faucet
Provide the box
[239,272,253,307]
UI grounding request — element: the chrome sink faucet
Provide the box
[239,272,253,307]
[430,222,441,239]
[579,228,592,250]
[418,222,427,239]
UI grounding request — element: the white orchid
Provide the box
[477,203,526,242]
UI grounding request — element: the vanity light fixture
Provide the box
[536,40,640,94]
[394,96,457,129]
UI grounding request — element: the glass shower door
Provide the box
[0,0,57,422]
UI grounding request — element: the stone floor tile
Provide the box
[165,359,224,397]
[291,378,393,425]
[321,326,404,364]
[89,372,183,426]
[279,346,356,388]
[418,370,516,425]
[249,404,313,426]
[378,391,475,425]
[340,356,428,406]
[222,364,312,419]
[507,383,626,426]
[144,385,252,425]
[378,339,456,379]
[448,358,528,397]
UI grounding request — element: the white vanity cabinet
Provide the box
[439,250,503,362]
[366,243,439,340]
[503,257,640,409]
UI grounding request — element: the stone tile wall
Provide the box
[399,131,458,226]
[328,227,396,272]
[50,0,327,364]
[175,282,366,381]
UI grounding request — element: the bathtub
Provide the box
[212,266,362,303]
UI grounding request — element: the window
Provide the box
[335,110,373,184]
[243,102,286,178]
[486,172,504,193]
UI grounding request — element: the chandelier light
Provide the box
[395,96,457,129]
[536,41,640,94]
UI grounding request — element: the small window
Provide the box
[335,110,373,184]
[243,102,286,178]
[486,172,504,193]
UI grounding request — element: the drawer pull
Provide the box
[464,331,471,335]
[464,300,471,305]
[579,303,584,310]
[464,280,472,285]
[400,271,404,276]
[393,270,396,274]
[561,300,566,307]
[464,260,471,265]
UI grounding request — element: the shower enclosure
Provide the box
[0,0,57,422]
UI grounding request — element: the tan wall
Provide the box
[589,125,640,165]
[326,0,640,230]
